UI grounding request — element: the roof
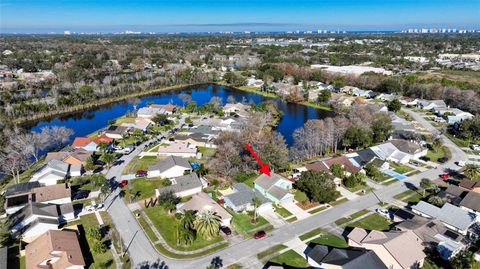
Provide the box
[150,103,176,112]
[71,137,92,147]
[25,230,85,269]
[10,203,59,227]
[178,192,231,221]
[45,159,70,173]
[174,133,209,143]
[92,134,114,145]
[157,142,197,154]
[254,173,291,200]
[149,156,191,172]
[397,216,464,244]
[348,228,425,269]
[459,179,480,190]
[459,191,480,212]
[157,173,202,195]
[45,148,92,163]
[225,183,270,207]
[356,148,380,165]
[32,184,71,203]
[390,139,423,155]
[323,156,361,174]
[5,182,41,196]
[411,201,476,231]
[372,142,398,160]
[438,185,468,205]
[307,245,387,269]
[106,125,129,135]
[305,161,330,173]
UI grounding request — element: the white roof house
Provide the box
[148,156,192,179]
[369,140,427,164]
[416,100,447,111]
[137,107,165,118]
[30,160,70,186]
[157,142,198,158]
[177,192,232,226]
[223,103,250,114]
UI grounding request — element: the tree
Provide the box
[464,164,480,181]
[371,113,393,143]
[194,211,221,240]
[97,142,110,153]
[152,114,169,125]
[87,227,103,241]
[364,163,382,181]
[294,171,340,203]
[179,210,196,231]
[0,218,10,247]
[330,164,346,179]
[387,99,402,112]
[432,138,442,153]
[85,156,95,171]
[317,90,331,103]
[177,226,195,247]
[420,178,432,197]
[251,196,262,224]
[100,152,115,167]
[343,126,372,149]
[100,184,109,202]
[343,173,365,189]
[209,96,223,110]
[91,240,107,254]
[428,195,445,207]
[451,250,475,269]
[157,191,180,214]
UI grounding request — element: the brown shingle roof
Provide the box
[32,184,71,203]
[323,156,361,174]
[459,179,480,190]
[26,230,85,269]
[459,191,480,212]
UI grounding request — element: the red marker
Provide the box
[245,143,271,176]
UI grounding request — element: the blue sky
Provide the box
[1,0,479,33]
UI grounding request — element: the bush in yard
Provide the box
[87,227,103,241]
[387,99,402,112]
[365,163,382,181]
[234,172,256,183]
[331,164,345,179]
[343,176,358,188]
[91,240,107,254]
[157,190,181,214]
[428,195,446,207]
[294,170,340,203]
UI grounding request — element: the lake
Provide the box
[29,84,333,146]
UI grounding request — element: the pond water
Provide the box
[29,84,333,146]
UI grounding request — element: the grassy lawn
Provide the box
[117,136,141,147]
[389,162,414,174]
[294,190,309,203]
[273,205,293,218]
[370,172,391,182]
[301,101,332,111]
[237,85,278,98]
[154,242,229,259]
[257,244,288,260]
[231,211,269,234]
[78,213,115,269]
[115,116,135,125]
[309,232,349,248]
[198,146,216,159]
[403,192,424,204]
[134,211,158,242]
[144,206,225,251]
[126,178,170,201]
[123,156,159,174]
[299,227,324,241]
[426,146,452,162]
[348,213,392,231]
[268,250,309,268]
[329,197,348,206]
[382,178,399,186]
[393,189,418,200]
[309,206,327,214]
[334,209,370,226]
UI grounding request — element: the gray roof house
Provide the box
[155,173,204,198]
[148,156,192,179]
[30,159,70,186]
[254,173,294,204]
[305,245,387,269]
[223,183,271,212]
[459,191,480,215]
[411,201,477,235]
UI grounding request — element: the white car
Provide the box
[376,208,390,218]
[457,161,466,167]
[471,145,480,151]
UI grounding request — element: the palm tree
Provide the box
[179,210,196,231]
[194,211,221,240]
[97,142,110,153]
[176,226,195,247]
[464,164,480,181]
[420,178,432,197]
[100,152,115,168]
[100,184,109,202]
[432,138,442,153]
[251,196,262,224]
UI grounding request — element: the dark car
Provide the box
[438,157,449,163]
[220,226,232,236]
[419,156,431,162]
[135,170,148,178]
[254,230,266,239]
[72,190,90,200]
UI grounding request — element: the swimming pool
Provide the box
[382,169,407,180]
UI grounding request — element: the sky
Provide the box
[0,0,479,33]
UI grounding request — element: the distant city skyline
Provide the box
[1,0,479,33]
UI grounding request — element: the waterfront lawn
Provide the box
[309,232,349,249]
[123,156,158,174]
[231,211,269,234]
[126,178,171,201]
[115,116,135,125]
[348,213,392,231]
[144,206,224,251]
[268,250,309,268]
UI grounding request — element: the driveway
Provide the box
[260,208,287,228]
[336,186,359,200]
[281,201,310,220]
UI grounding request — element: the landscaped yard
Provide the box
[294,190,308,203]
[114,116,135,125]
[126,177,171,201]
[231,211,270,234]
[268,250,309,268]
[299,227,324,241]
[198,146,216,159]
[123,156,159,174]
[309,232,349,249]
[348,213,392,231]
[334,209,370,226]
[426,146,452,162]
[389,162,414,174]
[144,206,225,251]
[273,205,293,218]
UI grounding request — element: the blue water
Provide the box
[382,169,407,180]
[28,84,332,147]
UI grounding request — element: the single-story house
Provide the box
[305,244,387,269]
[121,117,152,131]
[4,183,71,214]
[370,140,427,164]
[416,100,447,111]
[346,148,380,168]
[45,148,93,166]
[177,192,232,226]
[157,142,198,158]
[148,156,192,179]
[390,112,416,139]
[223,103,250,115]
[137,106,165,118]
[246,78,264,88]
[254,173,294,205]
[104,125,129,139]
[306,156,362,178]
[155,173,204,198]
[186,125,219,136]
[150,103,176,114]
[459,180,480,193]
[25,230,85,269]
[30,160,70,186]
[347,227,426,269]
[376,93,397,102]
[223,183,272,212]
[411,201,477,235]
[459,191,480,216]
[174,133,216,148]
[72,135,113,151]
[390,139,428,159]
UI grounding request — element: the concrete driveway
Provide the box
[259,208,287,228]
[281,201,310,220]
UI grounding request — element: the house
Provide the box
[157,142,198,158]
[45,148,92,167]
[438,185,469,205]
[72,135,113,151]
[459,179,480,193]
[376,93,397,102]
[177,192,232,226]
[254,173,294,205]
[396,211,466,260]
[30,160,70,186]
[459,191,480,216]
[346,148,381,168]
[370,140,427,164]
[411,201,477,235]
[104,125,129,139]
[223,103,250,117]
[155,173,204,198]
[306,156,362,178]
[121,117,152,131]
[223,183,272,212]
[246,78,264,88]
[10,202,74,241]
[4,183,71,214]
[148,156,191,179]
[150,103,176,114]
[399,98,419,106]
[305,244,387,269]
[25,230,85,269]
[137,107,164,118]
[347,227,426,269]
[390,139,428,159]
[416,100,447,111]
[390,112,416,139]
[174,133,216,148]
[187,125,219,136]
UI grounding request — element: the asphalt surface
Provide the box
[104,109,468,269]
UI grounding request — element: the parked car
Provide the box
[135,170,148,178]
[220,226,232,236]
[457,161,466,167]
[120,180,128,188]
[438,157,449,163]
[254,231,266,239]
[376,208,389,218]
[471,145,480,151]
[439,173,449,179]
[420,156,431,162]
[72,190,90,200]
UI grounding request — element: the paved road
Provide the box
[104,109,469,269]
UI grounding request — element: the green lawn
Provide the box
[426,146,452,162]
[334,209,370,226]
[273,205,293,218]
[123,156,159,174]
[154,242,229,259]
[348,213,392,231]
[231,211,269,234]
[257,244,288,260]
[286,216,298,222]
[198,146,216,159]
[117,136,141,147]
[329,197,348,206]
[299,227,324,241]
[268,250,309,268]
[403,192,424,204]
[309,206,327,214]
[115,116,135,125]
[394,189,418,200]
[135,210,159,242]
[294,190,308,203]
[389,162,414,174]
[309,233,349,248]
[78,214,115,269]
[126,178,170,201]
[144,206,225,251]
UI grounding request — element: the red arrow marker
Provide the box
[245,143,271,176]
